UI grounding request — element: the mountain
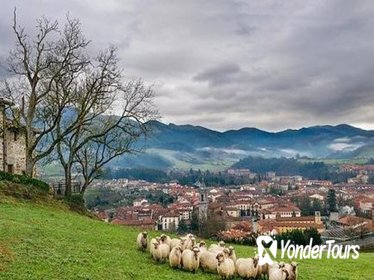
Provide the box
[110,122,374,171]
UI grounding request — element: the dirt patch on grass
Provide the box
[0,243,14,271]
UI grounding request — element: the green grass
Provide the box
[0,183,373,279]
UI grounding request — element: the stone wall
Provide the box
[4,128,27,174]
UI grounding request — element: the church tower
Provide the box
[198,181,209,221]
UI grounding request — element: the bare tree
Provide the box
[1,11,158,195]
[75,80,156,195]
[51,47,158,196]
[1,10,89,176]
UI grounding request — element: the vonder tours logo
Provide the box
[256,235,360,266]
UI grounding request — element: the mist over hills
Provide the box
[110,121,374,171]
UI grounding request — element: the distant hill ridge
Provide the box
[107,121,374,171]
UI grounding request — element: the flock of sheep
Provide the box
[136,231,298,280]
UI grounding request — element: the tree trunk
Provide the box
[64,165,72,197]
[25,150,34,177]
[25,117,35,177]
[80,181,89,195]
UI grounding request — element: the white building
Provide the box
[157,214,180,231]
[263,205,301,219]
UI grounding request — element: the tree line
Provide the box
[233,156,355,183]
[102,164,355,186]
[102,167,262,186]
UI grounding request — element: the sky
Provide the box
[0,0,374,132]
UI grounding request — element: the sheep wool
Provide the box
[185,237,196,250]
[236,257,258,279]
[284,262,298,280]
[268,262,289,280]
[227,246,237,262]
[170,238,182,249]
[257,263,269,279]
[160,234,171,246]
[136,231,148,251]
[181,237,188,250]
[216,252,235,280]
[181,247,200,273]
[149,238,159,255]
[208,241,225,253]
[199,251,219,273]
[169,246,183,269]
[152,243,170,263]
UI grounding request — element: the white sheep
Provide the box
[185,236,196,250]
[283,262,298,280]
[169,245,183,269]
[136,231,148,251]
[149,237,160,255]
[181,247,200,273]
[257,264,269,279]
[199,250,218,273]
[170,238,182,249]
[181,237,189,250]
[198,240,207,254]
[222,248,231,259]
[236,257,258,279]
[160,234,171,246]
[216,251,236,279]
[151,242,159,261]
[152,242,170,263]
[182,233,194,239]
[268,262,288,280]
[227,246,237,262]
[209,240,226,253]
[181,233,194,250]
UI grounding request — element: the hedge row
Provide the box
[0,171,50,192]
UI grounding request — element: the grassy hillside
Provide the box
[0,182,373,279]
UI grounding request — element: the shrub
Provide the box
[64,194,87,214]
[0,171,49,192]
[275,228,323,248]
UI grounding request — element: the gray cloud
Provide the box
[1,0,374,131]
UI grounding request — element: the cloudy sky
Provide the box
[1,0,374,131]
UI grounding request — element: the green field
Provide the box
[0,182,373,280]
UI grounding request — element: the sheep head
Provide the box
[216,252,225,264]
[192,247,200,260]
[191,237,196,246]
[218,241,225,247]
[142,231,148,238]
[282,268,290,280]
[228,246,235,255]
[175,246,183,256]
[291,262,298,273]
[160,234,167,242]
